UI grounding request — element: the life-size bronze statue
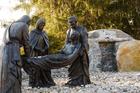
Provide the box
[0,15,30,93]
[24,16,91,87]
[29,18,55,87]
[64,16,91,86]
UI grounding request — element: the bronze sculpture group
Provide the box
[0,15,91,93]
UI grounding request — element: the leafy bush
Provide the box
[16,0,140,53]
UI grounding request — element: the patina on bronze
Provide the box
[64,16,91,86]
[29,18,55,88]
[24,16,91,87]
[0,15,30,93]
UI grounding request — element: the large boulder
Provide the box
[116,40,140,71]
[88,29,133,72]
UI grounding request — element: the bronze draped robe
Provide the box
[29,27,54,87]
[0,15,30,93]
[29,30,49,56]
[24,25,91,86]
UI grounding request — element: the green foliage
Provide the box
[47,31,66,54]
[16,0,140,53]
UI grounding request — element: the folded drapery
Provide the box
[23,44,81,71]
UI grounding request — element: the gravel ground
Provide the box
[22,68,140,93]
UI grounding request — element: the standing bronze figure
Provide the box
[64,16,91,86]
[0,15,30,93]
[24,16,91,87]
[29,18,55,87]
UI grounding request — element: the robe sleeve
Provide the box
[22,24,30,57]
[81,27,89,51]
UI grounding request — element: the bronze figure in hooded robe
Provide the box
[0,15,30,93]
[29,18,55,88]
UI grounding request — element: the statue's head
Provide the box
[36,18,46,31]
[18,15,30,26]
[68,16,77,29]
